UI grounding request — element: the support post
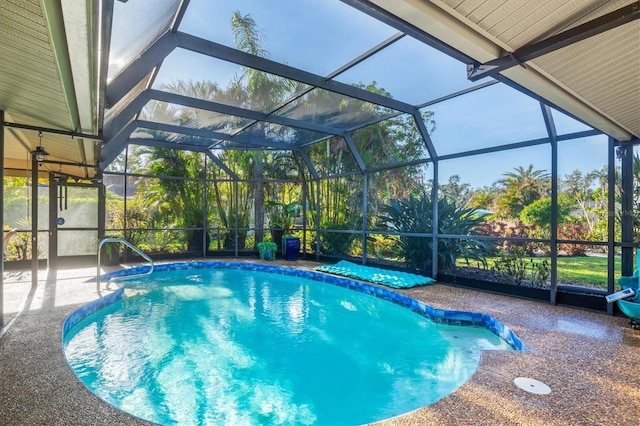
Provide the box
[549,136,558,304]
[48,173,57,269]
[542,104,558,304]
[362,174,368,265]
[431,160,439,279]
[31,149,39,287]
[203,155,208,258]
[123,146,128,261]
[621,144,634,277]
[234,180,238,257]
[302,180,307,259]
[0,110,4,330]
[316,179,321,262]
[97,169,106,253]
[607,137,616,315]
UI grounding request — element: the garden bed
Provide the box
[439,271,550,302]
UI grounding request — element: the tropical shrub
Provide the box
[320,220,357,256]
[481,219,537,254]
[530,258,551,288]
[519,196,572,228]
[492,247,527,285]
[378,193,491,275]
[4,219,43,261]
[491,246,550,288]
[558,220,590,256]
[266,200,298,234]
[366,234,401,261]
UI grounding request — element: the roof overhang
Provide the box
[370,0,639,142]
[0,0,100,178]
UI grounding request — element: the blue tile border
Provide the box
[62,287,125,338]
[70,261,526,351]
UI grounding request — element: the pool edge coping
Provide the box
[66,261,526,352]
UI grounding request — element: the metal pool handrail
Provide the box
[96,238,154,293]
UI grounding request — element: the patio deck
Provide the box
[1,260,638,425]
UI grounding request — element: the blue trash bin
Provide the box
[284,237,300,261]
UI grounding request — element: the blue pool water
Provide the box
[64,264,518,425]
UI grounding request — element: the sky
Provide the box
[112,0,612,189]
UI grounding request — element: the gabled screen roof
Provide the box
[0,0,637,179]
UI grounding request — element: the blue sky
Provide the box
[141,0,611,189]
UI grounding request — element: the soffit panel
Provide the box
[3,126,95,179]
[4,111,95,178]
[533,22,640,138]
[375,0,638,140]
[0,0,73,129]
[438,0,636,48]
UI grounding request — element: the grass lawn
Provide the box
[459,255,623,290]
[555,256,620,288]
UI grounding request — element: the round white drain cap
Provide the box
[513,377,551,395]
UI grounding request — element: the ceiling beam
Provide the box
[174,31,416,115]
[147,89,339,138]
[136,120,295,150]
[205,151,238,180]
[136,119,220,143]
[103,90,152,140]
[96,0,114,131]
[296,148,319,180]
[41,0,81,132]
[342,133,366,173]
[467,1,640,81]
[171,0,191,32]
[435,129,605,162]
[412,111,438,161]
[328,31,405,79]
[232,31,406,138]
[127,137,209,152]
[108,138,241,182]
[341,0,471,64]
[105,31,177,107]
[101,120,137,166]
[2,121,102,140]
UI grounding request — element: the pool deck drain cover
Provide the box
[513,377,551,395]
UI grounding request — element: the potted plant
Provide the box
[266,200,298,255]
[257,238,278,261]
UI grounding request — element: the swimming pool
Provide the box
[63,262,524,425]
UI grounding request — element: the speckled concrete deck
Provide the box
[1,260,638,425]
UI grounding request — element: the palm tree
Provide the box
[496,164,550,218]
[138,147,207,252]
[209,149,256,249]
[137,12,299,250]
[230,11,298,244]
